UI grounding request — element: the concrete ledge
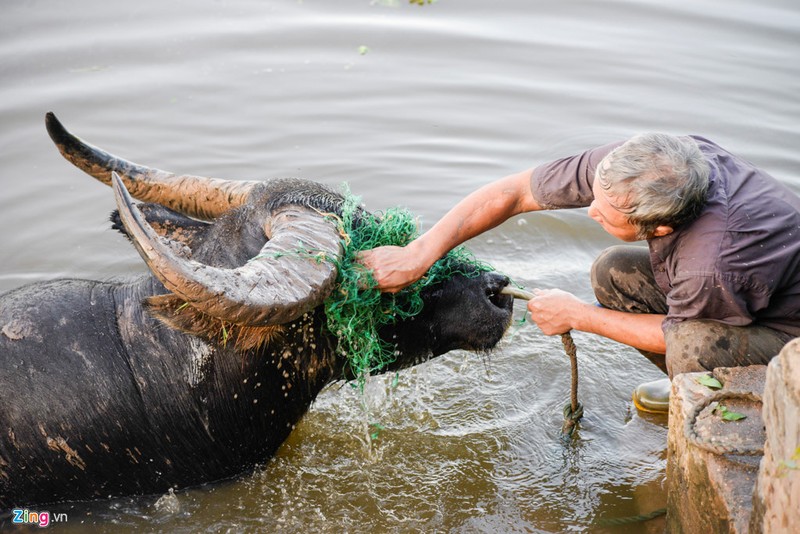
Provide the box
[751,338,800,533]
[666,365,766,533]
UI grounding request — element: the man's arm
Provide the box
[527,288,667,353]
[358,169,542,293]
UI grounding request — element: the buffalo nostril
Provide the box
[484,272,511,293]
[483,273,512,308]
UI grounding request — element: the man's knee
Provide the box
[664,321,714,377]
[665,320,784,378]
[590,245,665,314]
[590,246,632,303]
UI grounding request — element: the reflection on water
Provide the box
[2,0,798,532]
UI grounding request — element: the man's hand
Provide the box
[527,288,668,353]
[356,244,431,293]
[526,288,586,335]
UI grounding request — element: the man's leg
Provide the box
[591,245,668,372]
[665,320,793,377]
[590,245,794,412]
[590,245,792,377]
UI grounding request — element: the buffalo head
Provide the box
[45,111,514,380]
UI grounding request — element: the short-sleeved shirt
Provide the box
[530,136,800,338]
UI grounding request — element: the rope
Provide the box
[499,287,583,440]
[598,507,667,526]
[684,390,764,456]
[560,331,583,440]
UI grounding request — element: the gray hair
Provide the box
[597,133,710,239]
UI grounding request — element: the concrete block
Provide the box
[751,338,800,533]
[666,366,766,533]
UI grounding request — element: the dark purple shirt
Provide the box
[530,136,800,337]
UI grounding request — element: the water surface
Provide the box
[2,0,798,532]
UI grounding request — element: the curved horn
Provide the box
[111,172,343,326]
[46,112,258,221]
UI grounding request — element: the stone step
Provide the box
[666,339,800,533]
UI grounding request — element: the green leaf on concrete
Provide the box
[721,411,746,421]
[697,375,723,389]
[777,447,800,475]
[715,403,747,421]
[787,447,800,469]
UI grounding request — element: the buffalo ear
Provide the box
[111,203,210,249]
[144,293,285,351]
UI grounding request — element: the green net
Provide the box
[324,185,494,391]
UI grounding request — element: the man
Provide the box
[358,133,800,413]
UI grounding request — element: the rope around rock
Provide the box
[684,390,764,456]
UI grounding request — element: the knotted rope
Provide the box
[560,331,583,440]
[501,287,583,441]
[501,287,670,526]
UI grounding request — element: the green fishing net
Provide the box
[324,185,494,391]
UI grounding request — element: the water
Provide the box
[1,0,798,531]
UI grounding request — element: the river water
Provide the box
[1,0,798,532]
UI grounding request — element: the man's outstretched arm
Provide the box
[358,169,541,293]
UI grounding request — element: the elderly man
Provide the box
[358,133,800,413]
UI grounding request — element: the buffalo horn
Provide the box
[111,172,343,326]
[46,112,257,221]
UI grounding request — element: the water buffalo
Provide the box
[0,113,514,507]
